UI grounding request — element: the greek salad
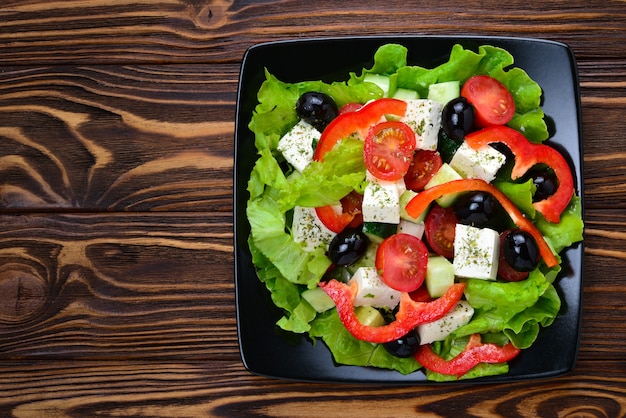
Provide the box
[245,43,584,381]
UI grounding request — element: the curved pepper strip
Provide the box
[464,125,575,223]
[415,334,521,379]
[313,98,408,162]
[405,178,558,268]
[319,279,465,344]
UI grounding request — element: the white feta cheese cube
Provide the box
[449,141,506,183]
[453,224,500,280]
[277,120,320,172]
[401,99,443,151]
[417,301,474,345]
[362,174,405,224]
[350,267,402,310]
[397,219,425,240]
[291,206,336,252]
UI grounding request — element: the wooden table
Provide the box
[1,1,624,416]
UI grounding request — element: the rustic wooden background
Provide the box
[1,0,625,416]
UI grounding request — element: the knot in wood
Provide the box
[0,264,47,323]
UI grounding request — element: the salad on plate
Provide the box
[244,43,584,381]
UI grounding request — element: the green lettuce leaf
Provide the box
[495,178,536,218]
[504,284,561,348]
[249,238,320,333]
[309,309,421,374]
[368,43,408,75]
[247,196,331,288]
[452,266,559,347]
[275,137,366,210]
[536,196,584,254]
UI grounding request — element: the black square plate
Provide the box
[234,36,583,383]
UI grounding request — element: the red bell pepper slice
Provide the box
[415,334,521,379]
[314,205,355,233]
[404,178,558,268]
[319,279,465,344]
[313,98,408,162]
[464,125,575,223]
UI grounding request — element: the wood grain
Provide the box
[1,0,626,416]
[0,213,235,361]
[0,64,236,211]
[0,360,624,417]
[0,0,625,65]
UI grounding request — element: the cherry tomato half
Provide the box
[409,285,434,303]
[424,204,457,259]
[404,150,443,191]
[314,98,407,162]
[364,121,416,181]
[339,102,363,114]
[375,233,428,292]
[341,190,364,229]
[461,75,515,128]
[315,191,363,233]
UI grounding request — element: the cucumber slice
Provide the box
[354,306,386,327]
[425,256,455,298]
[364,74,392,97]
[393,88,419,100]
[424,163,463,207]
[427,81,460,104]
[301,287,335,313]
[400,190,427,222]
[363,221,397,244]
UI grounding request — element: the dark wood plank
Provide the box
[0,359,624,417]
[0,213,236,361]
[0,65,236,211]
[1,0,625,65]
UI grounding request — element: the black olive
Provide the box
[524,166,559,202]
[295,92,339,132]
[383,329,421,358]
[327,227,370,267]
[441,97,475,141]
[502,229,540,272]
[454,191,505,230]
[320,266,352,283]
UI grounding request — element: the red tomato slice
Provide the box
[364,121,416,181]
[315,191,363,233]
[497,230,530,282]
[375,233,428,292]
[424,204,457,259]
[461,75,515,128]
[404,150,443,191]
[409,285,434,303]
[314,98,407,162]
[315,205,353,233]
[341,190,364,229]
[339,102,363,114]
